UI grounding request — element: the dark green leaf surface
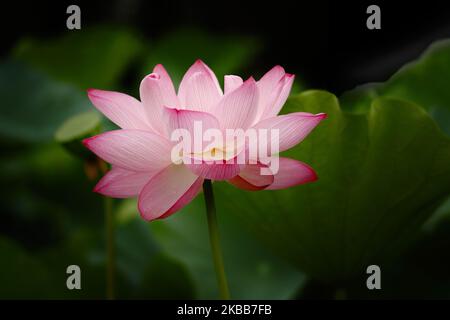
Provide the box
[217,90,450,283]
[341,40,450,136]
[0,61,90,143]
[148,195,304,299]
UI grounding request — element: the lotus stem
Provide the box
[104,196,115,299]
[203,179,230,300]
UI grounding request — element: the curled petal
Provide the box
[266,157,317,190]
[83,130,173,172]
[87,89,150,130]
[251,112,327,153]
[178,60,222,112]
[140,71,179,135]
[94,167,155,198]
[153,64,178,101]
[138,164,200,220]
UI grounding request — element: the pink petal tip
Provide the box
[82,136,95,148]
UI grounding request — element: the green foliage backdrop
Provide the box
[1,25,450,299]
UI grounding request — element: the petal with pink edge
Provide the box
[212,78,258,130]
[251,112,327,153]
[178,60,222,112]
[138,164,200,220]
[140,71,179,135]
[266,157,317,190]
[255,65,286,121]
[94,166,155,198]
[87,89,150,131]
[158,176,204,219]
[83,130,173,172]
[261,74,295,119]
[178,72,222,112]
[179,60,222,95]
[228,163,274,191]
[258,65,286,92]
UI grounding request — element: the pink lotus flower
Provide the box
[83,60,326,221]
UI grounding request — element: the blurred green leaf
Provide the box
[149,195,304,299]
[137,252,196,299]
[0,61,90,143]
[6,212,196,299]
[423,196,450,229]
[55,111,102,159]
[115,218,160,288]
[88,217,196,299]
[13,26,143,89]
[0,143,147,298]
[341,39,450,136]
[142,28,260,86]
[218,90,450,283]
[0,236,56,298]
[55,111,101,143]
[37,229,105,299]
[341,213,450,299]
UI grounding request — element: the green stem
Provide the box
[104,196,115,299]
[203,179,230,300]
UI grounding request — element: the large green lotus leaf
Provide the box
[139,194,305,299]
[341,40,450,136]
[13,26,142,89]
[0,61,91,143]
[216,90,450,283]
[113,217,195,299]
[141,28,260,86]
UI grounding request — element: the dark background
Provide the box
[1,0,450,300]
[1,0,450,94]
